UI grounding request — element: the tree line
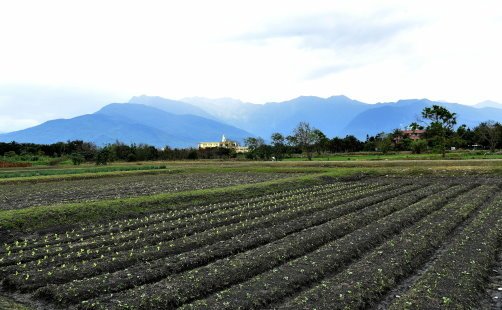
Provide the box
[0,140,241,165]
[244,105,502,160]
[1,105,502,164]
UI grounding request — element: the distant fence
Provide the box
[0,161,32,168]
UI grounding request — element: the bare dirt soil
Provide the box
[0,172,298,210]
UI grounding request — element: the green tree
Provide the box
[95,147,113,165]
[244,137,265,160]
[451,124,469,149]
[391,129,411,151]
[292,122,317,160]
[270,132,286,160]
[70,153,84,165]
[375,132,393,154]
[187,149,199,160]
[410,139,428,154]
[475,121,501,152]
[422,105,457,157]
[409,122,424,131]
[312,129,329,155]
[244,137,265,151]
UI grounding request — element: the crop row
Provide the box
[2,182,398,291]
[279,184,497,309]
[2,181,364,254]
[35,182,427,305]
[388,191,502,309]
[75,183,445,309]
[0,181,371,268]
[179,183,472,310]
[0,183,386,271]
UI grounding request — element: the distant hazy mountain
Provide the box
[181,95,368,138]
[96,103,252,144]
[3,95,502,146]
[129,95,213,118]
[181,97,260,123]
[0,103,252,147]
[182,96,502,139]
[0,113,176,146]
[475,100,502,109]
[344,99,502,138]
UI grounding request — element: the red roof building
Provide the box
[401,129,425,140]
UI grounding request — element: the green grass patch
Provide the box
[0,164,168,179]
[283,151,502,161]
[0,170,177,184]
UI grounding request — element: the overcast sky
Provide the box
[1,0,502,132]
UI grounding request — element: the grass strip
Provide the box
[0,165,169,179]
[0,167,180,185]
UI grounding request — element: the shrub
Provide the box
[187,150,198,160]
[71,153,85,165]
[48,158,64,166]
[411,139,428,154]
[95,148,112,165]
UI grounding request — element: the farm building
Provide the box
[198,135,249,153]
[401,129,425,140]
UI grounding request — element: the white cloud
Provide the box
[0,0,502,130]
[0,84,126,131]
[0,116,40,133]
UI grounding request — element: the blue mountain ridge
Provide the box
[0,103,253,148]
[182,95,368,138]
[344,99,502,138]
[2,96,502,146]
[181,97,502,139]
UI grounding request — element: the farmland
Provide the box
[0,172,300,211]
[0,161,501,309]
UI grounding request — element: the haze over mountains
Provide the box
[1,95,502,148]
[181,96,502,139]
[0,102,252,147]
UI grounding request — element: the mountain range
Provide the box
[182,96,502,138]
[1,95,502,147]
[0,102,252,148]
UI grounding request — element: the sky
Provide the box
[1,0,502,132]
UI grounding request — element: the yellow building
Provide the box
[198,135,249,153]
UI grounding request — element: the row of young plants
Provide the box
[75,183,444,309]
[1,181,363,254]
[278,184,497,309]
[0,184,372,281]
[35,181,423,305]
[2,182,397,292]
[179,183,472,310]
[0,181,367,268]
[388,190,502,309]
